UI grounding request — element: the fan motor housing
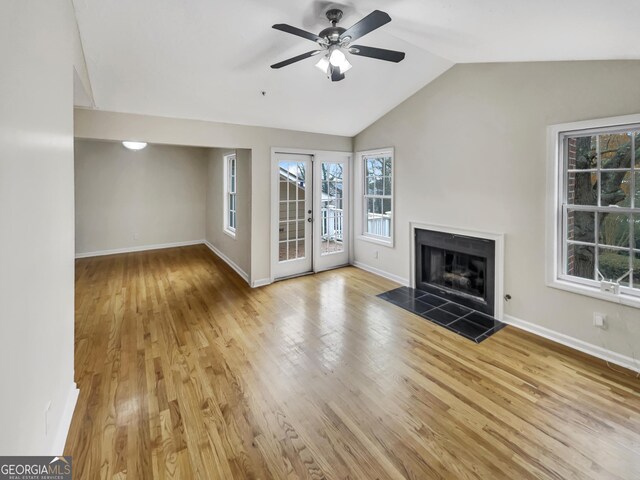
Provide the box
[319,26,346,43]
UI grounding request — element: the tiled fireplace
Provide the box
[378,225,505,343]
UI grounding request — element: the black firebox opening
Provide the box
[415,229,495,315]
[424,247,486,299]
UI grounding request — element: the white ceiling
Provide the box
[72,0,640,136]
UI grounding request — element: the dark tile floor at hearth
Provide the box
[377,286,506,343]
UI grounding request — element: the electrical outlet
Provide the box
[133,232,139,240]
[373,250,378,259]
[593,312,607,329]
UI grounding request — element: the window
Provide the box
[224,153,237,237]
[362,149,393,243]
[551,116,640,306]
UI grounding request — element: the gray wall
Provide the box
[74,109,353,284]
[0,0,78,454]
[206,148,252,278]
[354,60,640,361]
[75,140,208,255]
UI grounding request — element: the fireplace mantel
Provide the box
[409,222,505,320]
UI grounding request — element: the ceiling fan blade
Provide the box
[349,45,405,63]
[339,10,391,43]
[331,69,345,82]
[271,50,322,69]
[272,24,323,43]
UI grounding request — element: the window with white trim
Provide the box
[558,123,639,298]
[362,149,393,243]
[224,153,237,236]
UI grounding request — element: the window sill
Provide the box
[357,234,394,248]
[548,278,640,309]
[223,228,236,239]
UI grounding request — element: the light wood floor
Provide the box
[66,245,640,479]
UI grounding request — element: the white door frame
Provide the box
[270,147,353,283]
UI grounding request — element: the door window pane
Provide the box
[279,160,307,262]
[320,161,344,255]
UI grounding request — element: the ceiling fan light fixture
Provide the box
[271,9,404,81]
[337,57,352,73]
[315,56,330,73]
[328,48,352,73]
[328,48,346,66]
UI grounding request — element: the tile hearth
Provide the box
[378,286,506,343]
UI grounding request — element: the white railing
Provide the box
[321,207,344,241]
[367,213,391,237]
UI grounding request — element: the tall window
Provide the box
[557,122,639,299]
[362,149,393,243]
[224,153,237,236]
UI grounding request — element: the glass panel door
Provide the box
[314,153,350,272]
[273,153,313,279]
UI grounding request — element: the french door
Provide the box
[314,153,349,272]
[273,153,313,278]
[272,151,350,280]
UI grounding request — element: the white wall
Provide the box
[74,140,208,255]
[0,0,79,454]
[74,109,353,285]
[354,60,640,365]
[206,148,252,280]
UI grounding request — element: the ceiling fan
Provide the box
[270,9,405,82]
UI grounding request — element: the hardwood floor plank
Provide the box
[66,245,640,479]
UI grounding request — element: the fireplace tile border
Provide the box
[378,286,506,343]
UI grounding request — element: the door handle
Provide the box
[307,217,313,223]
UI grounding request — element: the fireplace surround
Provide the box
[410,223,505,320]
[415,228,495,315]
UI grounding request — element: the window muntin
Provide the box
[560,125,640,294]
[224,153,237,236]
[362,150,393,241]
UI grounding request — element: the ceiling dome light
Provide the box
[122,141,147,151]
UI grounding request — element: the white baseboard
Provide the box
[203,240,249,284]
[49,383,79,455]
[352,261,410,286]
[503,314,640,373]
[251,278,272,288]
[75,240,205,259]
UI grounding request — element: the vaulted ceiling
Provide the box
[72,0,640,136]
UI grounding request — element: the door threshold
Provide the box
[315,263,351,274]
[273,271,314,282]
[274,264,351,282]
